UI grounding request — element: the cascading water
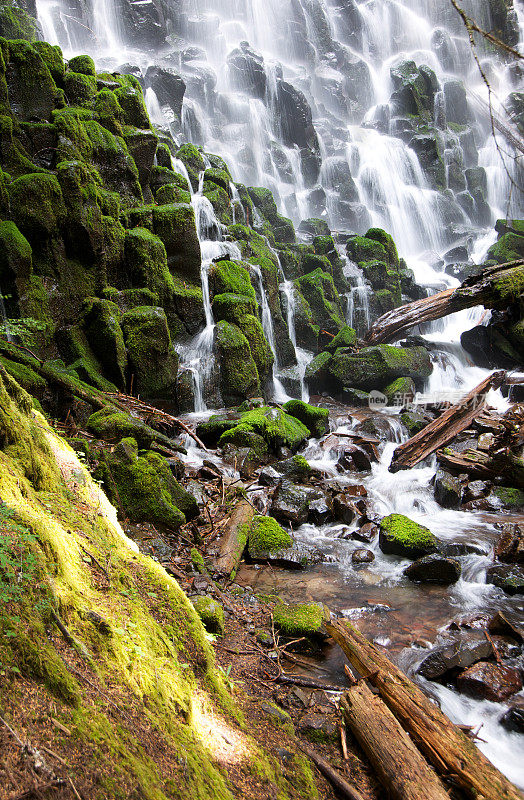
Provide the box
[34,0,524,784]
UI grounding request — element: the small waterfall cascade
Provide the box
[250,265,289,402]
[280,279,309,402]
[341,252,371,337]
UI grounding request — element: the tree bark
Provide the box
[327,619,524,800]
[340,683,450,800]
[437,447,524,488]
[389,371,505,472]
[213,500,254,577]
[364,260,524,345]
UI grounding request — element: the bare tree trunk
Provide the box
[213,500,254,577]
[389,371,506,472]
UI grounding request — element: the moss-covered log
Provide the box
[365,260,524,345]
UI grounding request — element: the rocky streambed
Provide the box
[146,396,524,789]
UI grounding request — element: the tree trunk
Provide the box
[389,371,505,472]
[364,260,524,345]
[327,619,524,800]
[213,500,254,577]
[437,447,524,488]
[340,683,450,800]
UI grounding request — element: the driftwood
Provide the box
[340,682,450,800]
[298,741,366,800]
[213,500,255,577]
[364,260,524,345]
[389,371,506,472]
[327,619,524,800]
[437,447,524,488]
[276,673,348,692]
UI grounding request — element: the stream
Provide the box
[33,0,524,787]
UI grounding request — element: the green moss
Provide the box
[212,293,257,323]
[218,406,309,454]
[203,183,232,224]
[325,325,357,352]
[99,438,193,528]
[248,515,292,558]
[209,260,255,300]
[295,268,345,334]
[64,71,97,104]
[492,486,524,508]
[327,344,432,391]
[379,513,439,559]
[93,89,124,135]
[272,602,325,637]
[175,143,205,189]
[81,298,127,389]
[67,54,96,76]
[195,416,241,448]
[155,183,191,205]
[0,356,46,397]
[0,2,38,40]
[121,306,179,399]
[32,41,64,83]
[282,399,329,438]
[216,320,261,404]
[218,425,269,459]
[152,203,200,280]
[115,84,150,129]
[384,377,415,404]
[87,406,169,450]
[192,597,225,635]
[0,219,32,314]
[9,172,66,244]
[204,167,230,192]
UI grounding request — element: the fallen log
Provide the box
[437,447,524,489]
[298,741,366,800]
[327,619,524,800]
[389,371,506,472]
[364,260,524,345]
[213,500,255,578]
[340,682,450,800]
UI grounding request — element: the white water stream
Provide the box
[34,0,524,784]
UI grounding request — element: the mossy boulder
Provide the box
[196,415,241,448]
[346,235,388,264]
[86,406,175,451]
[152,203,201,281]
[81,298,127,390]
[487,231,524,264]
[121,306,179,399]
[32,42,65,84]
[492,486,524,509]
[384,377,415,405]
[283,399,329,438]
[298,218,330,238]
[327,345,432,391]
[192,597,225,634]
[175,143,204,189]
[273,602,327,639]
[9,173,66,244]
[248,515,292,559]
[216,320,261,405]
[0,2,38,40]
[273,454,312,481]
[379,513,440,559]
[304,351,332,394]
[209,259,255,299]
[325,325,357,353]
[64,71,97,104]
[212,293,257,324]
[295,268,345,334]
[0,220,32,315]
[218,406,310,454]
[101,437,196,528]
[6,40,59,121]
[67,54,96,76]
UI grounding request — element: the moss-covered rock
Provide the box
[379,513,440,559]
[175,143,205,189]
[327,345,432,391]
[0,220,31,315]
[218,406,310,454]
[81,298,127,390]
[492,486,524,509]
[487,231,524,264]
[384,377,416,405]
[192,596,225,634]
[64,70,97,104]
[121,305,179,399]
[325,325,357,353]
[248,515,292,559]
[152,203,201,281]
[216,320,261,405]
[67,54,96,76]
[273,602,327,639]
[0,1,38,40]
[9,172,66,244]
[282,399,329,438]
[295,268,345,334]
[101,437,196,528]
[6,39,59,121]
[86,406,181,453]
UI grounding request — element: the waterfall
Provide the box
[251,266,289,402]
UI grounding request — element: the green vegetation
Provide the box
[272,602,326,638]
[379,513,440,559]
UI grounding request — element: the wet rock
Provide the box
[282,399,329,437]
[500,699,524,734]
[273,454,312,482]
[456,662,522,702]
[491,486,524,510]
[326,344,433,392]
[495,523,524,564]
[271,481,322,526]
[227,42,266,99]
[273,601,328,640]
[192,597,225,634]
[417,631,494,680]
[337,445,372,472]
[490,635,521,660]
[144,66,185,121]
[488,611,523,642]
[379,514,440,559]
[332,493,358,524]
[342,387,370,406]
[404,554,461,584]
[297,711,338,741]
[308,496,332,524]
[258,466,281,486]
[486,563,524,595]
[441,542,488,557]
[352,548,375,564]
[463,479,490,502]
[434,468,463,509]
[354,522,379,544]
[259,701,292,725]
[444,79,470,125]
